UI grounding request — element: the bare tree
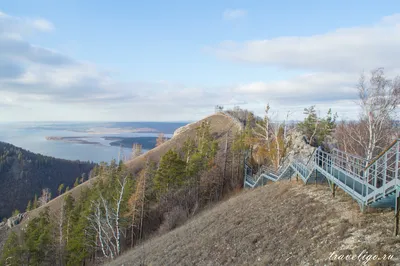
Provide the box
[38,188,51,206]
[336,120,365,156]
[156,133,167,147]
[352,68,399,161]
[252,105,293,169]
[253,105,271,149]
[132,143,142,159]
[128,167,147,248]
[57,201,65,265]
[88,174,129,259]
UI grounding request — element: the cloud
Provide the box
[223,9,247,20]
[0,37,75,66]
[0,10,249,121]
[210,14,400,72]
[0,11,397,122]
[233,72,358,102]
[0,11,124,105]
[31,18,54,32]
[203,13,400,121]
[0,10,54,37]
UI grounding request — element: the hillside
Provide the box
[110,180,400,266]
[0,113,241,244]
[124,112,242,174]
[0,141,96,219]
[0,112,242,261]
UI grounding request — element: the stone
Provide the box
[7,213,24,229]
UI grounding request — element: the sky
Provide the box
[0,0,399,122]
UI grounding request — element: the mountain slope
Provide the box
[0,141,96,219]
[0,113,242,259]
[110,180,400,266]
[9,112,241,227]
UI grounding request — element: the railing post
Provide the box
[362,181,365,197]
[374,162,378,188]
[393,141,399,236]
[395,189,400,236]
[395,141,399,186]
[383,152,387,191]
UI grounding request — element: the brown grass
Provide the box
[109,180,400,266]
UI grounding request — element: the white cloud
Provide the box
[204,13,400,121]
[223,9,247,20]
[31,18,54,32]
[234,72,358,100]
[211,14,400,72]
[0,10,243,121]
[0,11,398,122]
[0,10,54,37]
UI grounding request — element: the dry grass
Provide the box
[109,180,400,266]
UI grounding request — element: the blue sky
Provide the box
[0,0,399,121]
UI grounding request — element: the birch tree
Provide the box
[355,68,400,161]
[252,105,293,169]
[88,174,130,259]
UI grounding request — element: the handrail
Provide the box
[244,138,400,211]
[364,139,399,170]
[331,147,368,162]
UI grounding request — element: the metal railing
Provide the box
[244,139,400,210]
[331,148,369,181]
[363,139,400,202]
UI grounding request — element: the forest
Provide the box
[0,119,249,265]
[0,142,96,219]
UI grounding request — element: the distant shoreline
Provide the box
[45,136,103,145]
[45,136,167,150]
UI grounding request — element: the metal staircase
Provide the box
[244,139,400,211]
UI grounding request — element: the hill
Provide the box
[110,180,400,266]
[0,141,96,219]
[0,113,241,244]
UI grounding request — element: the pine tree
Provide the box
[0,231,24,266]
[65,189,92,266]
[26,200,32,212]
[73,177,79,187]
[154,150,186,196]
[12,209,20,217]
[33,194,38,209]
[182,138,196,163]
[24,207,53,265]
[297,106,337,147]
[58,183,65,195]
[62,193,75,258]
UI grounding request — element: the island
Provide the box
[105,136,170,150]
[45,136,170,150]
[45,136,102,145]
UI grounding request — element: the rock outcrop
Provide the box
[285,130,316,164]
[7,213,25,228]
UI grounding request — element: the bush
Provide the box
[158,206,188,234]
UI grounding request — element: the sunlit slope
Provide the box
[110,180,400,266]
